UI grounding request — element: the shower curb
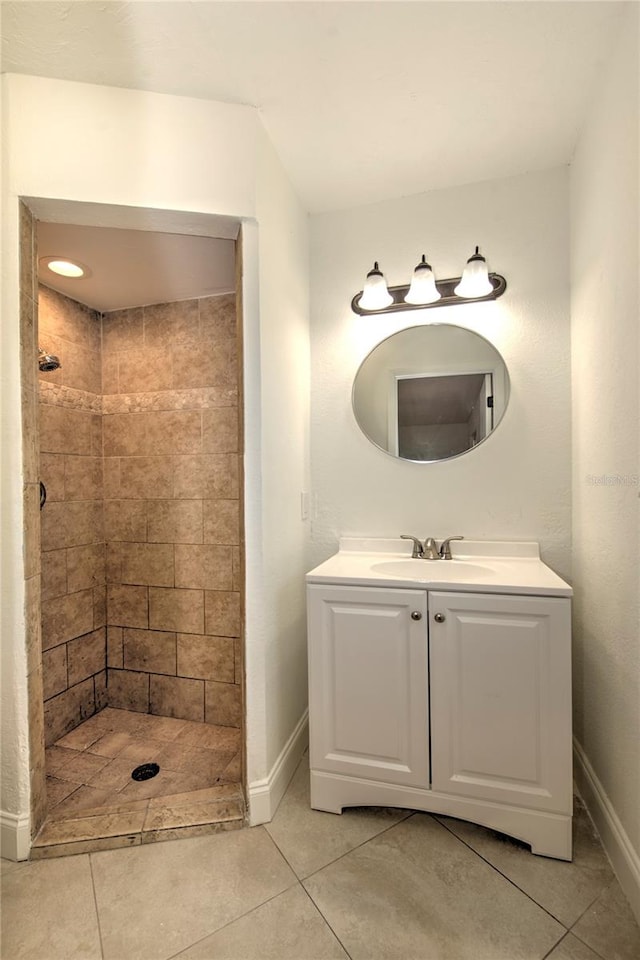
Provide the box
[30,789,245,859]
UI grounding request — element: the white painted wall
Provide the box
[309,167,572,578]
[1,80,33,843]
[5,75,258,218]
[248,132,310,803]
[0,74,310,847]
[569,5,639,917]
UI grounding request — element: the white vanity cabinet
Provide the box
[307,577,573,860]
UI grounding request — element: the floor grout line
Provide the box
[566,883,610,931]
[540,921,610,960]
[540,929,573,960]
[299,881,354,960]
[568,929,610,960]
[289,809,420,884]
[264,810,416,883]
[564,887,612,960]
[260,821,305,879]
[433,815,579,931]
[88,852,106,960]
[163,871,302,960]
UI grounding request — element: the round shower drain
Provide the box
[131,762,160,782]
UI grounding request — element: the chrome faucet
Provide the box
[401,534,464,559]
[439,536,464,560]
[401,535,439,559]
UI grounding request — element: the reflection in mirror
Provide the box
[396,371,493,459]
[353,325,509,463]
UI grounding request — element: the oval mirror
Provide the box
[352,324,510,462]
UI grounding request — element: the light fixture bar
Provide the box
[351,273,507,316]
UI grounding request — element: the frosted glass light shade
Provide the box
[454,247,493,298]
[404,255,441,305]
[358,262,394,310]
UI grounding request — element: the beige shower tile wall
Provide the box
[20,203,47,834]
[38,285,106,747]
[102,295,242,728]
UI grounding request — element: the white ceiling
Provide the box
[1,1,626,213]
[37,221,236,312]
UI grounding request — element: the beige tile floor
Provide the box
[2,755,639,960]
[34,708,243,856]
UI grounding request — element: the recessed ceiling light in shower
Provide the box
[40,256,89,279]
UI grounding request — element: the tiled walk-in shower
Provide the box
[21,203,245,852]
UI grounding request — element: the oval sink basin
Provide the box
[371,559,492,579]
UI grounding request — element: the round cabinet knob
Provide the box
[434,613,446,623]
[410,611,422,621]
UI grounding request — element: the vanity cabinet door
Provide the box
[429,592,572,814]
[307,584,429,787]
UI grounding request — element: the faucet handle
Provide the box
[439,536,464,560]
[400,535,424,558]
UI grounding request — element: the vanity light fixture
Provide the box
[351,246,506,316]
[40,257,88,279]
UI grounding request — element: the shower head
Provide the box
[38,350,61,372]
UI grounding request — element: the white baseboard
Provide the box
[248,710,308,826]
[0,810,31,861]
[573,737,640,924]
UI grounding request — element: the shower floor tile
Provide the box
[36,708,244,857]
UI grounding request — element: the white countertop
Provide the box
[306,539,572,598]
